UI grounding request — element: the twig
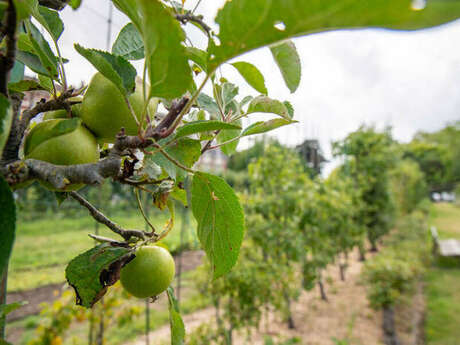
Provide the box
[175,12,211,35]
[201,130,221,153]
[135,189,157,234]
[152,143,195,173]
[70,191,148,241]
[88,234,131,247]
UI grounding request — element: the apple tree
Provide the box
[1,0,460,343]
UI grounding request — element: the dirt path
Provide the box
[128,250,385,345]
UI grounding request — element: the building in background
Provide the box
[195,146,228,172]
[296,139,327,176]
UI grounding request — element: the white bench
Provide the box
[430,226,460,257]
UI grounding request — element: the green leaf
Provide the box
[65,244,133,308]
[147,138,201,181]
[186,47,208,73]
[36,5,64,41]
[191,172,245,278]
[0,95,12,156]
[231,61,267,95]
[216,122,241,156]
[209,0,460,70]
[0,301,27,318]
[74,44,137,96]
[10,61,25,83]
[135,0,193,99]
[175,120,241,140]
[167,287,185,345]
[24,118,81,156]
[112,0,142,31]
[13,0,37,22]
[143,159,162,180]
[112,23,144,60]
[25,20,59,79]
[247,95,292,120]
[69,0,82,10]
[0,340,12,345]
[8,79,46,93]
[38,74,54,92]
[15,50,49,76]
[197,93,220,118]
[170,187,187,207]
[241,118,295,137]
[270,40,301,93]
[54,192,69,206]
[0,177,16,278]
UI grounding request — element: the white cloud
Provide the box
[54,1,460,173]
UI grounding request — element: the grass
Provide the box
[425,202,460,345]
[8,208,198,292]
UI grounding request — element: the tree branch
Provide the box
[0,0,17,96]
[1,95,190,188]
[38,0,69,10]
[69,191,148,241]
[1,89,77,162]
[1,155,121,188]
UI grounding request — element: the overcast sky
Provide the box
[51,1,460,173]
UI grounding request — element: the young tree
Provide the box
[333,126,396,254]
[1,0,459,342]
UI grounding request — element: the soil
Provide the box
[5,250,205,322]
[129,249,425,345]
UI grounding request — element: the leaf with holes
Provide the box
[270,40,301,93]
[231,61,267,95]
[175,120,241,140]
[112,23,144,60]
[65,244,133,308]
[191,172,245,278]
[209,0,460,70]
[75,44,137,96]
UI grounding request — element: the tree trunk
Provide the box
[339,263,346,281]
[145,299,150,345]
[283,292,295,329]
[96,303,104,345]
[382,306,400,345]
[370,240,378,252]
[0,268,8,340]
[358,245,366,262]
[318,271,328,302]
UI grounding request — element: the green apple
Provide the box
[120,246,175,298]
[81,73,158,144]
[24,118,100,191]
